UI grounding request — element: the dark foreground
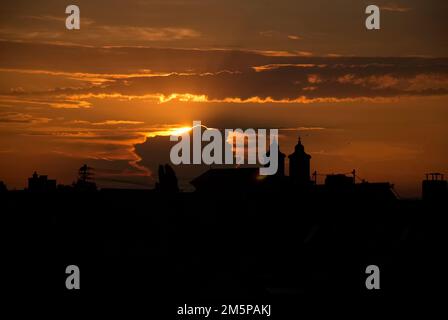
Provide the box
[3,190,445,316]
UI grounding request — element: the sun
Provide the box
[145,123,211,139]
[170,126,193,136]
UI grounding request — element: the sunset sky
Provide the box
[0,0,447,197]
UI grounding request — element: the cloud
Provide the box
[0,95,92,109]
[0,112,51,124]
[2,41,448,105]
[0,20,200,46]
[281,127,327,131]
[296,51,313,57]
[287,35,302,40]
[252,64,325,72]
[259,30,303,41]
[0,40,276,73]
[94,26,201,41]
[35,57,447,103]
[259,30,276,37]
[91,120,145,126]
[0,68,177,86]
[49,100,92,109]
[380,3,412,12]
[22,14,95,26]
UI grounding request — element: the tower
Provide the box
[74,164,97,191]
[288,137,311,185]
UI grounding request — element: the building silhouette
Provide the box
[324,174,354,190]
[191,137,397,201]
[288,137,311,185]
[422,173,447,202]
[10,140,444,203]
[27,171,56,192]
[191,167,259,193]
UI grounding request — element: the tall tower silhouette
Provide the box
[288,137,311,185]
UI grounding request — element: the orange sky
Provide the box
[0,1,447,197]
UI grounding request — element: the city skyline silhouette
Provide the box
[2,137,446,201]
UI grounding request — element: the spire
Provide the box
[288,136,311,184]
[294,136,305,153]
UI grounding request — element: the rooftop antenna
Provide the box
[312,170,317,185]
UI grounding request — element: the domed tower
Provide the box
[288,137,311,185]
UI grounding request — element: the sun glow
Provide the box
[144,123,213,139]
[170,126,193,136]
[144,126,192,138]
